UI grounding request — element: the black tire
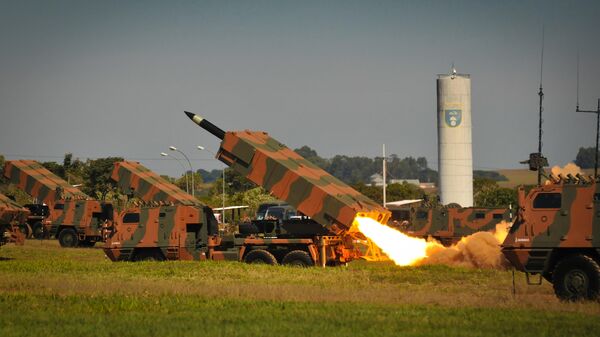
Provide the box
[133,249,165,262]
[282,250,314,267]
[19,224,32,239]
[552,254,600,301]
[32,222,45,239]
[244,249,278,265]
[58,228,79,248]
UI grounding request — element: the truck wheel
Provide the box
[32,222,45,239]
[244,249,277,265]
[19,224,32,238]
[58,228,79,247]
[282,250,314,267]
[133,250,165,262]
[552,254,600,301]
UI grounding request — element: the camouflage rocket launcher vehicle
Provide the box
[185,111,391,266]
[104,161,221,261]
[0,193,27,247]
[105,160,366,266]
[394,204,511,246]
[3,160,113,247]
[502,171,600,301]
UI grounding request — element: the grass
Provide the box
[0,240,599,337]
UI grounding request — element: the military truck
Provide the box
[0,193,27,247]
[3,160,113,247]
[502,173,600,301]
[391,203,512,245]
[182,112,391,265]
[105,161,362,266]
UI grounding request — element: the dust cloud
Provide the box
[550,162,583,177]
[414,222,512,269]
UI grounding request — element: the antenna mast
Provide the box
[575,54,600,179]
[537,27,545,185]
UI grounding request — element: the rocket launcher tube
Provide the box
[111,161,203,206]
[185,112,391,234]
[3,160,90,206]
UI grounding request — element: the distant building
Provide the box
[369,174,422,187]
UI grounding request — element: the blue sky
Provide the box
[1,0,599,176]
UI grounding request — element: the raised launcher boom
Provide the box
[111,161,202,206]
[3,160,89,207]
[184,111,390,235]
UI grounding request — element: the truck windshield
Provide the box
[265,207,284,220]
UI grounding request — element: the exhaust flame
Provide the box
[355,216,512,269]
[355,216,442,266]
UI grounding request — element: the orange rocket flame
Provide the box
[355,216,443,266]
[355,216,511,269]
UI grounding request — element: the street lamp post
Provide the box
[161,152,189,193]
[198,145,226,223]
[169,146,195,197]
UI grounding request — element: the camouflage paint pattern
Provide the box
[106,159,360,264]
[502,181,600,275]
[3,160,108,243]
[48,199,108,239]
[402,206,511,245]
[182,113,391,265]
[0,193,27,246]
[215,130,390,234]
[103,204,218,261]
[103,202,357,264]
[111,161,202,206]
[3,160,89,207]
[0,193,27,245]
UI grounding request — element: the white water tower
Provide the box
[436,68,473,207]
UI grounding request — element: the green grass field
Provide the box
[1,240,599,337]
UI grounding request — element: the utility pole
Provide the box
[575,54,600,178]
[382,144,387,207]
[577,99,600,178]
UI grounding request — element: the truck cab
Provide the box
[502,180,600,300]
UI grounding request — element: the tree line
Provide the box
[11,143,575,211]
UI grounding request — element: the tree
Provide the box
[575,147,597,169]
[174,171,203,195]
[83,157,124,199]
[474,170,508,181]
[210,168,256,198]
[294,146,329,169]
[229,187,276,216]
[386,182,424,202]
[41,161,65,179]
[197,169,223,183]
[350,182,425,205]
[475,187,517,208]
[351,182,383,204]
[473,177,517,208]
